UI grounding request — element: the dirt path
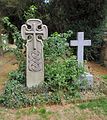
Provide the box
[87,61,107,76]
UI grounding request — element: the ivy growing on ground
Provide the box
[0,31,85,108]
[1,9,86,106]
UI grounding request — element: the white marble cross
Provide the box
[70,32,91,66]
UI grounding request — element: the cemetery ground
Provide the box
[0,52,107,120]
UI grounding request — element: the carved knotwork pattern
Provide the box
[28,49,42,72]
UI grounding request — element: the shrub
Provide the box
[44,31,73,61]
[44,32,84,93]
[0,31,85,108]
[49,0,106,61]
[45,57,84,92]
[0,80,29,108]
[8,70,26,84]
[2,17,24,49]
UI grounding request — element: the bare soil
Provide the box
[87,61,107,76]
[0,52,18,91]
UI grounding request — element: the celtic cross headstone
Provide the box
[21,19,48,87]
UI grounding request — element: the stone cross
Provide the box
[70,32,91,66]
[21,19,48,87]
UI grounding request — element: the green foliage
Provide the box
[8,70,26,84]
[1,0,107,61]
[24,5,38,20]
[44,31,73,61]
[38,107,52,119]
[49,0,106,61]
[49,0,106,31]
[44,32,84,93]
[45,57,83,92]
[8,49,26,84]
[0,33,8,51]
[78,98,107,115]
[0,80,29,108]
[98,79,107,95]
[101,75,107,80]
[0,31,85,108]
[2,17,24,49]
[15,106,52,120]
[1,17,26,85]
[0,0,35,25]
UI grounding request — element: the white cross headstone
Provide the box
[70,32,91,66]
[70,32,93,88]
[21,19,48,88]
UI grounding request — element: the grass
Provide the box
[0,101,107,120]
[15,107,52,120]
[101,75,107,81]
[78,98,107,115]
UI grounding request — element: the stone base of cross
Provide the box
[70,32,93,88]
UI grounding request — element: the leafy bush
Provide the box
[44,31,73,61]
[45,57,84,92]
[0,80,29,108]
[44,32,84,93]
[24,5,39,20]
[2,17,24,49]
[8,70,26,84]
[49,0,106,61]
[0,31,85,108]
[0,33,8,51]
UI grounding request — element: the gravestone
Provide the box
[70,32,91,66]
[70,32,93,87]
[21,19,48,88]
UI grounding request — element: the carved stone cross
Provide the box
[21,19,48,87]
[70,32,91,66]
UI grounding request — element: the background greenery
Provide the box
[0,0,107,108]
[0,0,107,60]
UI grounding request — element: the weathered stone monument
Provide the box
[70,32,93,87]
[21,19,48,87]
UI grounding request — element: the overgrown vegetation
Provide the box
[0,31,86,108]
[2,17,24,49]
[49,0,106,61]
[1,0,106,60]
[0,0,106,108]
